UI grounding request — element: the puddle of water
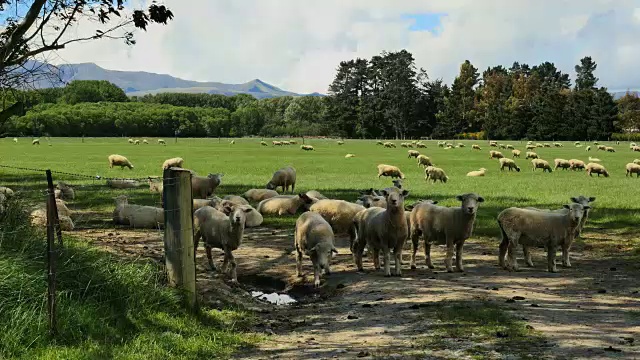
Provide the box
[251,291,297,305]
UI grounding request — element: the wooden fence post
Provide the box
[162,167,198,312]
[45,170,58,336]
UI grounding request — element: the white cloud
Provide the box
[49,0,640,93]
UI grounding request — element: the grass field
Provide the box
[1,137,639,236]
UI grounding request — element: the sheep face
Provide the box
[229,206,253,227]
[392,179,403,189]
[114,195,128,205]
[455,193,484,215]
[305,242,338,277]
[358,195,386,209]
[381,189,409,210]
[359,188,379,196]
[563,203,590,225]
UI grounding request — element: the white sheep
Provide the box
[416,155,433,168]
[158,139,166,145]
[352,189,410,276]
[12,138,17,143]
[192,173,223,199]
[301,145,314,151]
[409,193,483,272]
[260,141,268,146]
[356,194,387,209]
[294,212,338,287]
[55,182,75,200]
[407,150,420,158]
[308,199,365,245]
[230,140,235,145]
[634,159,640,165]
[0,186,14,198]
[128,138,134,144]
[217,200,263,228]
[466,168,487,177]
[193,205,253,282]
[243,188,279,202]
[569,159,586,171]
[605,146,615,152]
[499,158,521,172]
[106,179,141,189]
[266,166,296,193]
[337,140,344,145]
[416,142,426,148]
[511,149,521,158]
[112,195,163,229]
[489,150,504,159]
[588,156,601,162]
[497,203,589,272]
[108,154,134,169]
[30,208,74,230]
[586,162,609,177]
[148,178,163,193]
[472,144,481,150]
[532,159,552,172]
[305,190,327,200]
[625,163,640,177]
[32,138,40,145]
[525,151,538,159]
[554,158,571,171]
[345,153,356,158]
[585,146,591,151]
[222,195,250,206]
[377,164,405,179]
[424,166,448,183]
[193,198,220,212]
[134,140,140,145]
[257,194,313,216]
[162,157,184,170]
[142,139,149,144]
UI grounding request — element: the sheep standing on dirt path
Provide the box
[308,199,365,250]
[108,154,134,169]
[295,212,338,287]
[352,189,410,276]
[409,193,484,272]
[266,166,297,193]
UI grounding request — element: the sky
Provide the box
[15,0,640,94]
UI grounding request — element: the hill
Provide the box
[17,61,324,99]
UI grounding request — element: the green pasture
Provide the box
[1,137,639,236]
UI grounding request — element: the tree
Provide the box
[617,92,640,132]
[61,80,128,104]
[433,60,479,138]
[0,0,174,89]
[574,56,599,90]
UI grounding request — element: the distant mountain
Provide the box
[17,61,325,99]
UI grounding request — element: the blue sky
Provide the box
[402,13,447,34]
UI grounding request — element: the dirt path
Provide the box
[85,226,640,360]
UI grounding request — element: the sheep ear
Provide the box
[401,190,410,197]
[380,189,389,197]
[477,196,485,203]
[583,205,591,210]
[432,200,439,204]
[570,197,579,203]
[563,204,570,209]
[331,247,338,254]
[588,197,596,202]
[456,194,464,201]
[243,208,253,213]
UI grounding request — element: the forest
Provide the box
[2,51,640,140]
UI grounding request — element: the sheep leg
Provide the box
[313,263,321,288]
[227,250,238,282]
[394,247,403,276]
[498,237,509,269]
[561,243,572,268]
[454,242,465,272]
[424,241,435,269]
[547,245,557,273]
[353,239,366,272]
[291,182,295,193]
[206,246,217,271]
[383,248,392,277]
[507,240,519,272]
[444,238,455,273]
[523,245,534,267]
[410,231,419,270]
[296,250,303,277]
[372,248,381,270]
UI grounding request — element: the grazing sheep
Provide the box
[337,140,344,145]
[407,150,420,158]
[536,143,543,148]
[597,145,606,151]
[12,138,17,143]
[345,153,356,158]
[282,141,291,145]
[383,142,396,148]
[261,141,268,146]
[230,140,235,145]
[505,144,514,150]
[416,142,427,148]
[438,141,446,148]
[626,163,640,177]
[243,189,279,202]
[376,141,384,145]
[472,144,481,150]
[466,168,487,177]
[273,141,282,146]
[108,154,134,169]
[32,138,40,145]
[352,189,410,276]
[377,164,405,179]
[257,194,313,216]
[511,149,521,158]
[158,139,166,145]
[193,205,253,282]
[525,144,536,150]
[532,159,553,172]
[634,159,640,165]
[569,159,586,171]
[543,143,551,148]
[489,150,504,159]
[499,144,506,149]
[416,155,433,168]
[56,182,75,200]
[499,158,520,172]
[409,193,484,272]
[294,212,338,287]
[632,146,640,152]
[266,166,297,193]
[575,141,580,145]
[554,158,571,171]
[525,151,538,160]
[128,138,133,144]
[162,157,184,170]
[192,173,223,199]
[0,186,14,198]
[586,162,609,177]
[497,203,589,272]
[142,139,149,144]
[554,142,563,147]
[605,146,615,153]
[112,195,163,229]
[585,146,591,151]
[489,142,498,148]
[588,156,601,162]
[575,144,582,148]
[134,140,140,145]
[301,145,314,151]
[424,166,448,183]
[457,143,465,148]
[106,179,141,189]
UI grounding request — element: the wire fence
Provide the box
[0,164,197,342]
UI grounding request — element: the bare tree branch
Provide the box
[0,0,48,66]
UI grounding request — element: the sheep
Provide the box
[112,195,163,229]
[148,178,163,193]
[497,203,589,272]
[543,143,551,148]
[260,141,268,146]
[634,159,640,165]
[586,162,609,177]
[576,144,583,148]
[554,142,563,147]
[32,138,40,145]
[597,145,606,151]
[438,141,446,148]
[30,208,75,231]
[272,140,282,146]
[632,146,640,152]
[108,154,134,169]
[457,143,465,148]
[230,140,235,145]
[506,144,515,149]
[626,163,640,177]
[12,137,17,143]
[345,153,356,158]
[56,182,75,200]
[142,139,149,144]
[217,200,263,227]
[308,199,365,249]
[243,188,279,202]
[472,144,481,150]
[489,142,498,147]
[525,144,536,150]
[294,212,338,287]
[192,173,223,199]
[511,149,521,158]
[466,168,487,177]
[257,194,313,216]
[605,146,615,153]
[106,179,141,189]
[301,145,314,151]
[305,190,327,200]
[631,142,638,147]
[407,150,420,158]
[290,140,298,144]
[424,166,448,183]
[383,142,396,148]
[376,141,384,145]
[0,186,14,198]
[499,144,506,149]
[416,143,427,148]
[193,198,220,212]
[593,141,599,145]
[134,140,140,145]
[356,194,387,209]
[525,151,538,160]
[337,140,344,145]
[158,139,166,145]
[567,159,584,171]
[54,198,72,217]
[392,179,403,189]
[193,205,253,282]
[223,195,250,206]
[536,143,543,148]
[416,155,433,168]
[532,159,553,172]
[489,150,504,159]
[162,157,184,170]
[128,138,134,144]
[575,141,580,145]
[554,158,571,171]
[499,158,520,172]
[377,164,405,179]
[409,193,484,272]
[266,166,296,193]
[585,146,591,151]
[588,156,601,162]
[282,141,291,145]
[352,189,410,276]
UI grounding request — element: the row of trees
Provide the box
[3,53,640,140]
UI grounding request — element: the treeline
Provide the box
[2,53,640,140]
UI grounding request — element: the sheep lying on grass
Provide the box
[0,186,14,198]
[466,168,487,177]
[30,208,74,230]
[497,203,589,272]
[260,141,268,146]
[106,179,141,189]
[305,190,327,200]
[588,156,601,162]
[56,182,75,200]
[192,173,223,199]
[266,166,297,193]
[162,157,184,170]
[295,212,338,287]
[356,194,387,209]
[193,205,253,282]
[193,198,221,212]
[345,153,356,158]
[499,158,520,172]
[112,195,163,229]
[223,195,250,206]
[257,194,313,216]
[352,189,410,276]
[409,193,484,272]
[108,154,134,169]
[377,164,405,179]
[586,162,609,177]
[243,188,279,202]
